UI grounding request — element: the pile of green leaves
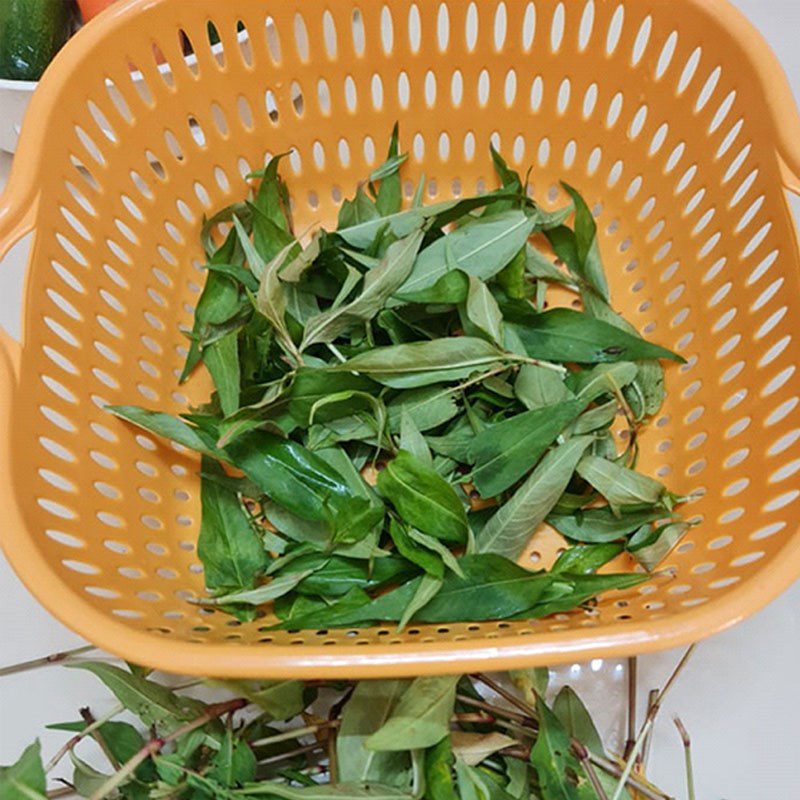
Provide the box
[1,662,675,800]
[110,126,690,627]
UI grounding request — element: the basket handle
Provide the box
[0,172,35,382]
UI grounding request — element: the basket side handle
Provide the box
[0,167,36,380]
[708,0,800,193]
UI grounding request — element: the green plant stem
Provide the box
[610,646,695,800]
[673,717,695,800]
[572,741,609,800]
[257,741,325,766]
[80,707,121,771]
[459,692,671,800]
[88,698,248,800]
[45,704,126,772]
[640,688,660,769]
[0,645,97,678]
[623,656,637,760]
[251,721,339,748]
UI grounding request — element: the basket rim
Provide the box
[2,0,800,677]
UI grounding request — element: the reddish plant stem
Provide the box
[88,698,248,800]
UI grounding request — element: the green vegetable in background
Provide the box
[0,650,696,800]
[0,0,77,81]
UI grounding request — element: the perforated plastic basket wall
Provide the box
[1,0,799,678]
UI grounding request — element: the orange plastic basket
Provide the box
[2,0,799,679]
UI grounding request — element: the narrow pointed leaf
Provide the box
[477,437,594,559]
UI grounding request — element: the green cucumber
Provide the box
[0,0,76,81]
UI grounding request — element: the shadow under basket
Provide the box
[1,0,800,678]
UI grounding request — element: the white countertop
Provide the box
[1,2,799,797]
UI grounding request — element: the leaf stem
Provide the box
[45,703,125,772]
[47,788,76,799]
[623,657,637,760]
[0,645,97,678]
[250,720,339,749]
[508,353,567,374]
[673,716,695,800]
[572,741,609,800]
[88,698,248,800]
[609,646,695,800]
[257,741,325,766]
[462,685,671,800]
[471,673,537,718]
[80,707,121,771]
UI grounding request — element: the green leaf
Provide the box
[525,572,648,618]
[395,269,470,304]
[400,409,432,465]
[407,528,464,577]
[331,337,506,389]
[495,248,528,300]
[464,277,504,346]
[389,518,444,579]
[552,543,624,574]
[552,686,604,755]
[628,520,691,571]
[566,362,638,403]
[572,400,617,435]
[338,680,412,787]
[201,568,316,606]
[504,757,530,800]
[337,192,516,250]
[208,729,257,788]
[577,456,666,513]
[548,506,667,544]
[398,574,444,631]
[450,731,518,766]
[581,290,667,417]
[378,450,468,543]
[387,386,460,433]
[510,668,549,705]
[251,234,294,323]
[469,401,585,497]
[514,364,573,410]
[477,437,594,559]
[490,145,524,193]
[556,183,610,301]
[505,307,684,364]
[198,457,268,593]
[524,243,572,284]
[424,737,460,800]
[339,185,380,228]
[69,663,203,731]
[412,554,552,623]
[280,232,323,284]
[302,230,425,348]
[251,153,292,234]
[289,369,378,426]
[204,331,241,416]
[106,406,218,457]
[375,123,406,216]
[294,554,411,597]
[400,210,535,296]
[241,783,414,800]
[226,431,357,522]
[0,742,47,800]
[529,697,595,800]
[366,676,459,751]
[70,751,111,798]
[205,261,260,291]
